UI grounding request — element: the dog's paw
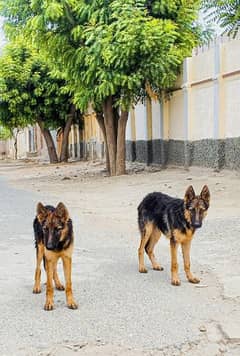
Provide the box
[171,278,181,286]
[188,276,200,284]
[67,301,78,310]
[33,286,41,294]
[153,264,164,271]
[55,284,65,291]
[139,266,148,273]
[44,301,54,311]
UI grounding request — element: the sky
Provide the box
[0,16,7,51]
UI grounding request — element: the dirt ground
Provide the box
[0,159,239,355]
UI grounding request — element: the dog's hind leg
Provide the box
[138,222,153,273]
[53,265,65,291]
[33,242,44,294]
[145,228,163,271]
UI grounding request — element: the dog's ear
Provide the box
[184,185,196,203]
[36,202,47,216]
[200,185,210,205]
[55,202,69,221]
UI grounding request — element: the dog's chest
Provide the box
[172,228,194,243]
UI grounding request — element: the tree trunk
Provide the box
[116,110,129,175]
[13,128,21,160]
[14,138,17,160]
[103,96,117,176]
[96,112,110,174]
[37,120,59,163]
[60,107,75,162]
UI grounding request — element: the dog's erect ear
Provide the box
[200,185,210,205]
[36,202,47,217]
[55,202,69,220]
[184,185,196,203]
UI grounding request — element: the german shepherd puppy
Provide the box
[137,185,210,286]
[33,202,78,310]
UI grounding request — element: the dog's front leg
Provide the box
[33,243,44,294]
[44,256,54,310]
[62,255,78,309]
[170,239,180,286]
[181,241,200,284]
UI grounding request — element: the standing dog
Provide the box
[137,185,210,285]
[33,202,78,310]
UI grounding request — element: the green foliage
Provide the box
[0,39,72,131]
[0,126,12,140]
[202,0,240,38]
[1,0,203,112]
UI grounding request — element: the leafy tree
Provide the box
[0,126,23,159]
[0,40,79,163]
[0,126,12,140]
[1,0,203,175]
[201,0,240,38]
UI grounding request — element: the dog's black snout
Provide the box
[46,242,54,250]
[193,222,202,228]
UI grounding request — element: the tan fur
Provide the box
[181,241,200,283]
[138,223,164,273]
[33,202,77,310]
[138,185,210,285]
[138,222,153,273]
[170,240,180,286]
[145,228,163,271]
[33,242,44,294]
[44,245,77,310]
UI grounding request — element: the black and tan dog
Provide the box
[33,202,78,310]
[137,185,210,286]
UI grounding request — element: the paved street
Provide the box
[0,162,240,355]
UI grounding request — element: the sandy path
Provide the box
[0,160,239,355]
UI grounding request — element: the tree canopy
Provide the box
[0,39,78,162]
[0,40,71,128]
[0,0,204,174]
[202,0,240,38]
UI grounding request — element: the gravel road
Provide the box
[0,161,239,355]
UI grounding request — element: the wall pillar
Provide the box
[182,57,192,169]
[213,39,225,169]
[75,124,80,159]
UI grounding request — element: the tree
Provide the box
[0,125,23,159]
[0,126,12,141]
[1,0,203,175]
[0,40,79,163]
[202,0,240,38]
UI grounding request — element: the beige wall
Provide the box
[129,35,240,142]
[224,76,240,137]
[169,90,185,140]
[191,48,215,82]
[191,84,214,140]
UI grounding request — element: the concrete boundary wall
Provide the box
[126,35,240,169]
